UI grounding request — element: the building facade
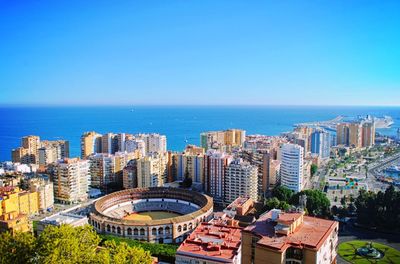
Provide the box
[242,210,338,264]
[52,158,90,203]
[137,152,168,188]
[311,129,331,159]
[224,159,258,204]
[279,144,304,192]
[204,150,233,204]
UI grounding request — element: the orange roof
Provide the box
[177,222,242,262]
[243,211,338,252]
[276,212,303,225]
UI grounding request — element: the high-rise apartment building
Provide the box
[336,122,363,148]
[268,160,281,190]
[122,160,137,189]
[80,131,102,158]
[137,152,168,188]
[361,122,375,147]
[224,158,258,204]
[136,133,167,154]
[204,150,233,204]
[279,143,304,192]
[240,149,269,199]
[11,135,41,164]
[39,140,70,165]
[349,123,362,148]
[89,151,137,191]
[200,129,246,151]
[336,123,349,146]
[171,150,205,190]
[52,158,90,203]
[125,137,146,156]
[88,153,115,190]
[101,133,114,154]
[311,129,331,159]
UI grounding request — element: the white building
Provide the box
[29,178,54,212]
[88,153,115,189]
[136,133,167,154]
[279,143,304,192]
[125,138,146,157]
[224,159,258,204]
[52,158,90,204]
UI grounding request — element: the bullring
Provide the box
[89,187,213,243]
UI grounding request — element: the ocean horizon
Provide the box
[1,105,399,161]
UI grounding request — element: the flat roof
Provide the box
[177,222,242,262]
[41,212,87,225]
[243,211,338,252]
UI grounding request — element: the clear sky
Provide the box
[0,1,399,106]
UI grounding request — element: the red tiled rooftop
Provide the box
[226,197,251,210]
[177,222,242,261]
[276,212,303,225]
[243,211,338,252]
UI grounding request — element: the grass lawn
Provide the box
[338,240,400,264]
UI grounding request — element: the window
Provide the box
[158,227,163,235]
[134,228,138,236]
[178,225,182,232]
[152,228,157,235]
[127,228,132,235]
[106,225,111,232]
[285,247,303,261]
[117,227,121,234]
[140,228,145,235]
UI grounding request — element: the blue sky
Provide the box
[0,1,399,106]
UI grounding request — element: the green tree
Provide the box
[271,186,294,203]
[0,225,153,264]
[264,197,280,210]
[36,225,101,264]
[100,240,152,264]
[0,232,36,264]
[291,189,331,217]
[310,164,318,177]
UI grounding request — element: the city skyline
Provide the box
[1,1,400,106]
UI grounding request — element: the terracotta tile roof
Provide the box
[243,211,338,252]
[177,222,242,262]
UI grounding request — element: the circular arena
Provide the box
[89,187,213,243]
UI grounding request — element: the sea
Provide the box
[1,106,399,162]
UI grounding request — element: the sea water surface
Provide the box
[0,106,399,161]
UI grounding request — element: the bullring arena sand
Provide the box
[123,211,181,221]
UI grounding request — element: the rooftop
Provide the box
[243,211,338,252]
[226,197,252,210]
[177,222,242,262]
[40,212,87,226]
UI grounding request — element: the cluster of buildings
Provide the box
[12,135,69,166]
[0,178,53,234]
[176,198,339,264]
[336,121,376,149]
[2,127,346,263]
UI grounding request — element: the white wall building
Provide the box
[224,158,258,204]
[52,158,90,203]
[279,143,304,192]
